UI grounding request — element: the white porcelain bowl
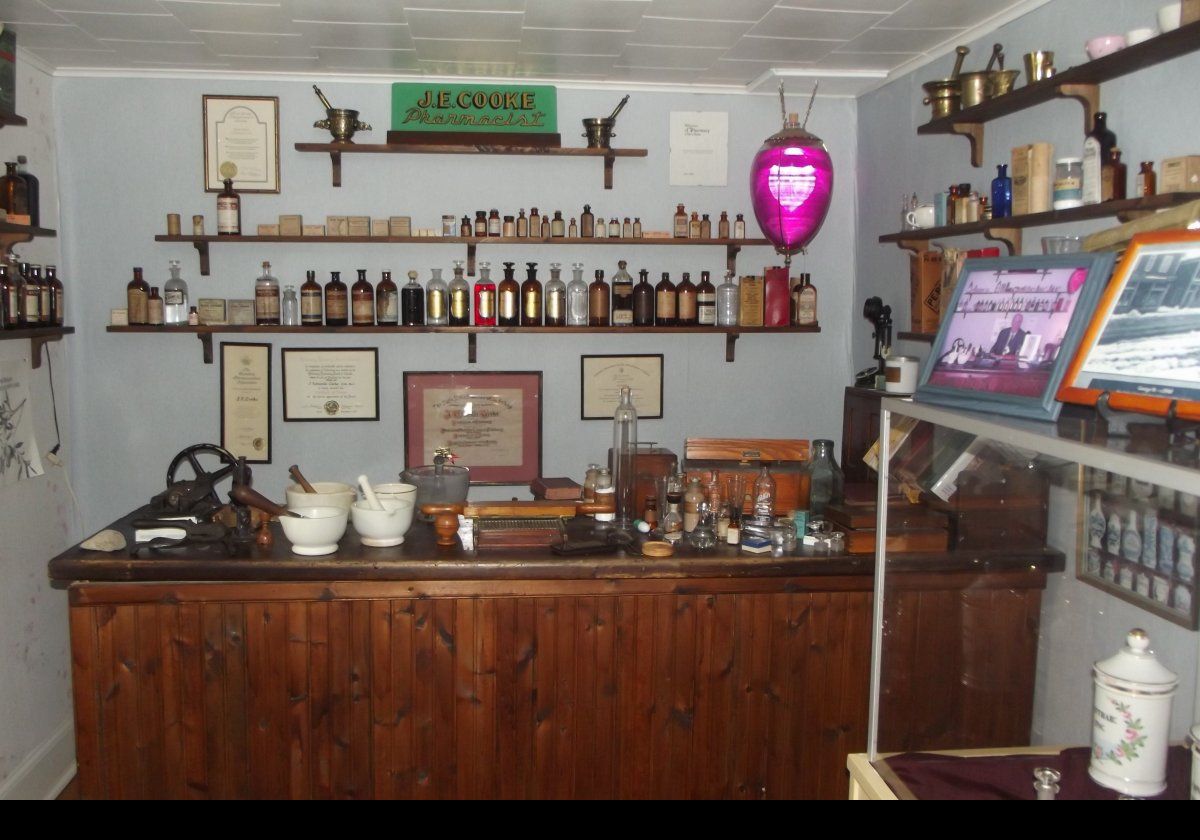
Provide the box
[279,505,349,556]
[372,482,418,507]
[1086,35,1126,59]
[351,499,415,547]
[285,481,355,512]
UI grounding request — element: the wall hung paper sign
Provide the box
[1058,231,1200,422]
[913,252,1115,421]
[390,83,557,136]
[580,354,664,420]
[669,111,728,187]
[403,371,542,485]
[0,359,43,486]
[203,95,280,193]
[220,342,271,463]
[282,348,379,421]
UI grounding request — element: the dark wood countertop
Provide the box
[48,508,1066,586]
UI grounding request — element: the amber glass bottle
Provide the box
[378,270,401,325]
[632,268,654,326]
[610,261,634,326]
[588,269,610,326]
[1,162,29,219]
[655,272,677,326]
[351,269,375,326]
[126,267,150,325]
[300,270,323,325]
[676,272,698,325]
[521,262,543,326]
[0,265,18,328]
[324,271,349,326]
[216,178,240,235]
[497,261,519,327]
[696,270,716,326]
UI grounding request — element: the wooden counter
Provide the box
[50,511,1064,800]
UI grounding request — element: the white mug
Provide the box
[1159,2,1181,32]
[905,204,936,228]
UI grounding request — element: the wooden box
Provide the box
[684,438,809,515]
[1184,0,1200,26]
[910,251,943,332]
[825,499,950,555]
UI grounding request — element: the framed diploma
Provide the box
[281,348,379,421]
[220,342,271,463]
[203,94,280,193]
[403,371,542,485]
[580,354,663,420]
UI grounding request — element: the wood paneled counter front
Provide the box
[49,511,1063,800]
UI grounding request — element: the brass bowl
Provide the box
[990,69,1020,97]
[314,108,372,143]
[582,117,616,149]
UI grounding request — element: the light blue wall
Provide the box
[54,78,859,530]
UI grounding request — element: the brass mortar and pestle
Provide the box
[312,85,372,143]
[921,45,969,119]
[582,94,629,149]
[986,44,1021,99]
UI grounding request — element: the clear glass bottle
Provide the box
[521,262,542,326]
[301,270,323,326]
[691,502,717,549]
[581,204,594,238]
[426,268,448,326]
[594,216,606,239]
[632,268,654,326]
[612,385,638,529]
[805,440,844,517]
[281,284,300,326]
[583,463,601,501]
[594,468,615,523]
[474,261,496,326]
[753,464,776,520]
[254,260,280,325]
[544,262,566,326]
[655,271,676,326]
[611,260,634,326]
[588,269,610,326]
[147,286,164,326]
[622,217,632,238]
[734,213,746,238]
[566,262,588,326]
[163,259,188,325]
[498,261,519,327]
[633,217,643,238]
[683,476,705,533]
[379,270,401,325]
[662,473,684,541]
[716,270,739,326]
[529,207,541,237]
[126,266,149,325]
[517,209,528,237]
[448,260,470,326]
[351,268,375,326]
[217,178,240,235]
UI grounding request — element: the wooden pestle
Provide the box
[289,465,317,493]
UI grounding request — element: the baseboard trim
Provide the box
[0,719,76,800]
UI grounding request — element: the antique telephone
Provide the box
[854,296,893,389]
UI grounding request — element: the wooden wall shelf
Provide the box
[878,192,1198,255]
[0,221,57,254]
[0,326,74,368]
[294,142,648,189]
[154,234,769,277]
[0,112,28,128]
[897,331,935,343]
[917,20,1200,166]
[107,323,819,365]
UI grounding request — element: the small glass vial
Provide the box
[425,268,448,326]
[517,209,528,237]
[460,215,472,237]
[474,261,496,327]
[568,217,578,237]
[633,217,642,238]
[254,260,280,325]
[566,262,588,326]
[378,270,401,325]
[1137,161,1157,197]
[281,284,300,326]
[734,213,746,238]
[474,210,488,237]
[487,208,501,237]
[540,214,550,238]
[544,262,566,327]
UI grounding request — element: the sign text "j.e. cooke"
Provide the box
[390,83,558,134]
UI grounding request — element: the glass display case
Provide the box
[863,396,1200,799]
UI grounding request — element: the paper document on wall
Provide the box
[0,359,44,487]
[669,111,728,186]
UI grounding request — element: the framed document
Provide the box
[220,342,271,463]
[403,371,542,485]
[203,94,280,193]
[282,348,379,421]
[580,354,663,420]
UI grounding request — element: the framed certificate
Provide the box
[580,354,663,420]
[220,342,271,463]
[203,94,280,193]
[281,348,379,421]
[403,371,542,485]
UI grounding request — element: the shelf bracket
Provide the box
[949,123,985,168]
[29,334,58,370]
[192,240,211,276]
[725,332,739,363]
[603,153,615,190]
[466,242,477,276]
[895,239,932,255]
[1117,209,1155,223]
[328,149,343,188]
[1054,83,1100,134]
[467,333,477,364]
[197,332,214,365]
[984,226,1021,255]
[726,244,742,274]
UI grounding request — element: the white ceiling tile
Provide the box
[102,40,221,62]
[783,0,907,11]
[157,0,293,35]
[524,0,652,31]
[43,0,165,12]
[284,0,409,24]
[748,7,886,40]
[1,0,69,24]
[294,21,413,50]
[520,27,631,56]
[819,50,920,70]
[517,53,619,74]
[880,0,1009,29]
[416,58,517,76]
[723,35,841,62]
[631,16,753,49]
[315,46,420,71]
[841,26,962,53]
[607,65,721,84]
[619,42,725,70]
[646,0,777,22]
[199,30,311,56]
[225,54,320,70]
[20,45,121,64]
[58,11,200,42]
[406,0,526,10]
[6,22,105,49]
[404,8,523,41]
[413,37,518,63]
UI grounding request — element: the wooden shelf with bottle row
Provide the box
[0,220,56,253]
[154,233,770,278]
[918,20,1200,166]
[294,142,649,189]
[878,192,1198,255]
[0,112,28,128]
[0,326,75,369]
[106,323,819,365]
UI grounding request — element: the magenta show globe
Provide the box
[749,125,834,258]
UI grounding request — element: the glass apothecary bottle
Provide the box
[498,261,519,326]
[163,259,188,325]
[612,386,638,528]
[281,284,299,326]
[378,270,401,326]
[474,262,496,327]
[611,260,633,326]
[545,262,566,326]
[301,270,322,326]
[716,270,739,326]
[566,262,588,326]
[425,268,448,326]
[448,260,470,326]
[632,268,654,326]
[991,164,1012,219]
[588,269,610,326]
[805,439,844,517]
[521,262,542,326]
[255,261,280,325]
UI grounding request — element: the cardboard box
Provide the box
[389,216,412,237]
[197,298,227,325]
[1161,155,1200,193]
[1012,142,1052,215]
[347,215,371,236]
[738,275,764,327]
[371,219,390,237]
[257,224,280,236]
[110,308,129,326]
[763,266,790,327]
[302,224,326,237]
[228,299,254,325]
[1184,0,1200,25]
[910,251,943,332]
[278,214,303,236]
[326,215,348,236]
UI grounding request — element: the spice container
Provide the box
[1053,157,1084,210]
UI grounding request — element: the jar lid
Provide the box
[1094,629,1178,690]
[1057,156,1083,165]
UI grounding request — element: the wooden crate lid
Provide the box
[684,438,810,464]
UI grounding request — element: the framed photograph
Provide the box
[220,342,271,463]
[203,94,280,193]
[281,348,379,421]
[1077,466,1198,630]
[580,354,663,420]
[913,252,1115,421]
[403,371,542,485]
[1058,231,1200,421]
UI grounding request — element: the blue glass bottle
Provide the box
[991,164,1013,218]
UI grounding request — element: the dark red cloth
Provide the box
[883,746,1191,800]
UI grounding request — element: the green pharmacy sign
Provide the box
[391,83,557,134]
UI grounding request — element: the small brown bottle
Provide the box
[377,270,400,326]
[521,262,542,326]
[718,211,730,239]
[696,270,716,326]
[673,203,688,238]
[18,262,39,326]
[216,178,240,235]
[324,271,349,326]
[351,269,375,325]
[474,210,488,238]
[676,271,698,325]
[1,161,29,219]
[633,268,655,326]
[32,265,51,326]
[733,213,746,238]
[655,272,677,326]
[588,269,610,326]
[1137,162,1156,197]
[460,215,472,237]
[529,207,542,236]
[126,267,150,325]
[300,270,323,325]
[0,265,18,328]
[1102,148,1127,202]
[700,213,712,239]
[497,261,520,327]
[45,266,64,326]
[580,204,594,238]
[147,286,164,326]
[488,209,501,237]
